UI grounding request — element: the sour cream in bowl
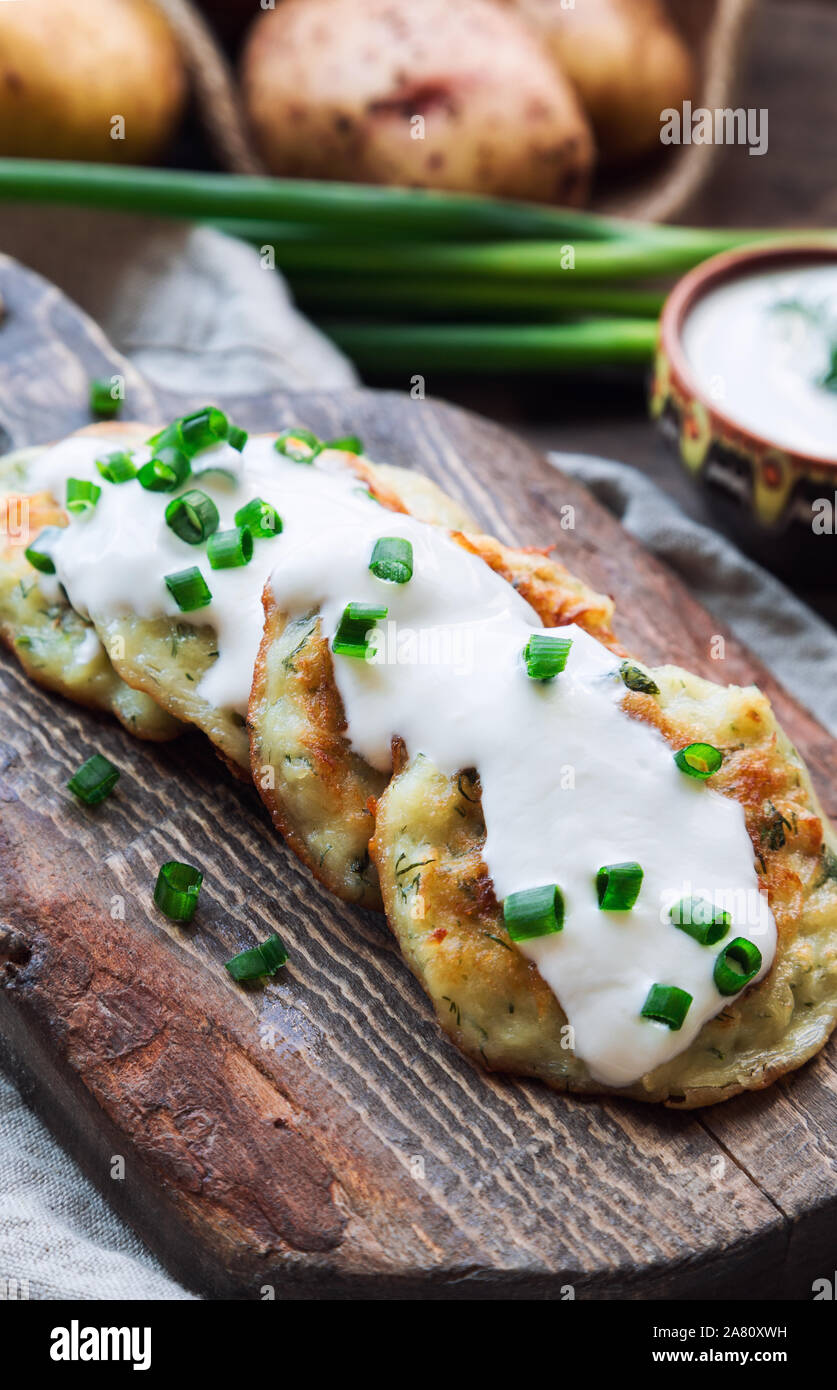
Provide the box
[651,243,837,577]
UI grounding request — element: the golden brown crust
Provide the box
[454,530,621,650]
[249,592,386,908]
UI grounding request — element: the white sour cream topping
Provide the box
[682,263,837,460]
[28,431,776,1086]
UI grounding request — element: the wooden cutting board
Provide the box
[0,254,835,1301]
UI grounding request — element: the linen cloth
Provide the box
[1,210,835,1301]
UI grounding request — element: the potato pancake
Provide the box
[370,670,837,1105]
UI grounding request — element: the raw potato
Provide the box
[0,0,185,162]
[242,0,594,204]
[511,0,695,164]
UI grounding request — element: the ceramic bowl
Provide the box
[651,242,837,577]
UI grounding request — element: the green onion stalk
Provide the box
[323,320,659,373]
[0,159,832,374]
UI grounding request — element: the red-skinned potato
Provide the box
[510,0,695,164]
[0,0,185,162]
[241,0,594,205]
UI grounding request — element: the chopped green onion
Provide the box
[153,860,203,923]
[596,861,643,911]
[523,633,572,681]
[327,434,363,454]
[332,601,388,659]
[66,477,101,515]
[164,489,220,545]
[207,525,253,569]
[369,536,413,584]
[149,410,247,459]
[620,661,659,696]
[640,983,692,1030]
[713,937,762,995]
[89,376,122,418]
[180,407,229,454]
[138,446,191,492]
[96,450,136,484]
[275,427,321,462]
[674,742,723,779]
[146,420,181,452]
[164,565,212,611]
[669,896,729,946]
[503,883,564,941]
[225,933,288,982]
[66,752,120,805]
[234,496,282,537]
[24,525,63,574]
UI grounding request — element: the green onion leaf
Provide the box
[66,477,101,516]
[673,742,723,779]
[164,489,220,545]
[596,861,643,911]
[207,525,253,569]
[24,525,63,574]
[66,752,120,805]
[503,883,564,941]
[234,496,282,538]
[96,450,136,484]
[713,937,762,995]
[164,565,212,611]
[523,633,572,681]
[226,425,248,452]
[369,536,413,584]
[669,896,729,946]
[138,445,191,492]
[89,376,122,419]
[327,434,363,454]
[332,601,387,659]
[640,983,692,1030]
[154,860,203,923]
[620,661,659,695]
[225,933,288,982]
[275,427,321,462]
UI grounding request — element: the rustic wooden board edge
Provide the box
[0,1028,792,1302]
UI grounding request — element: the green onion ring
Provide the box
[66,753,120,805]
[164,489,220,545]
[207,525,254,569]
[154,860,203,923]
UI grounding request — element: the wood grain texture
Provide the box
[0,254,834,1300]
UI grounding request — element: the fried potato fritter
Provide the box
[370,673,837,1106]
[0,433,180,741]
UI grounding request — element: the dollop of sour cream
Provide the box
[682,262,837,461]
[28,431,776,1086]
